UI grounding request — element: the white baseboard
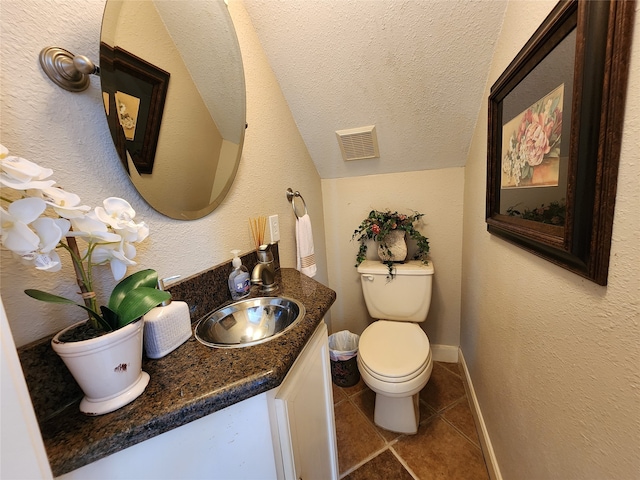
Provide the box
[430,344,460,363]
[459,349,502,480]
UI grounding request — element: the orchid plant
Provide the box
[0,144,169,332]
[352,209,430,276]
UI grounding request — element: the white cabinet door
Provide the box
[272,322,339,480]
[57,392,277,480]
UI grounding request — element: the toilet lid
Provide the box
[359,321,430,382]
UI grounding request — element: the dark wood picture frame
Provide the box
[100,43,170,175]
[486,0,635,285]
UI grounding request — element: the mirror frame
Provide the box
[486,0,635,285]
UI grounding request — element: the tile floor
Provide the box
[332,361,490,480]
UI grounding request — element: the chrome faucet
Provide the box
[251,244,278,293]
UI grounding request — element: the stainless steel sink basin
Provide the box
[194,296,305,348]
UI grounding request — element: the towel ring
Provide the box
[286,188,308,219]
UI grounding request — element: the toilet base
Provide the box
[374,392,420,434]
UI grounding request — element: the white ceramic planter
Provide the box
[51,319,149,416]
[377,229,407,262]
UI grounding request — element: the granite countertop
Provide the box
[35,268,336,477]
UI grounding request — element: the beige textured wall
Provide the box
[0,0,328,347]
[322,167,463,349]
[461,1,640,478]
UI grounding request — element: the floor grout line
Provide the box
[339,445,390,479]
[437,396,483,449]
[440,414,482,450]
[389,445,421,480]
[336,362,489,479]
[347,395,390,446]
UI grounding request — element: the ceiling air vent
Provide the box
[336,125,379,161]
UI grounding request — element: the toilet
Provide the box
[356,259,435,434]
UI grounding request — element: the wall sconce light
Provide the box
[39,46,100,92]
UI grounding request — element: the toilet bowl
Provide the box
[356,260,434,434]
[357,321,433,433]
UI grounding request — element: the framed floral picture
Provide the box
[501,84,563,190]
[100,43,170,175]
[486,0,635,285]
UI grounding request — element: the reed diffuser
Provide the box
[250,216,267,250]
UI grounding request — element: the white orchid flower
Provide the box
[0,146,55,191]
[1,145,157,328]
[95,197,149,243]
[95,197,139,230]
[32,217,69,253]
[117,220,149,243]
[0,197,46,255]
[91,240,137,280]
[18,249,63,272]
[29,186,91,219]
[68,211,120,242]
[8,218,68,273]
[32,251,63,272]
[0,154,53,183]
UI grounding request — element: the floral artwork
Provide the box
[115,91,140,141]
[501,84,563,188]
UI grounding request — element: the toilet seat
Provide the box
[359,321,430,383]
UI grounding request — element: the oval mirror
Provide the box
[99,0,246,220]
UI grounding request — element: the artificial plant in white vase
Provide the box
[352,209,430,277]
[0,144,170,415]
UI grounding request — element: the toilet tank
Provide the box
[357,260,434,322]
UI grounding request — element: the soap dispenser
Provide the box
[228,250,251,300]
[142,276,192,359]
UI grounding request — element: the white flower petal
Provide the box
[39,186,82,208]
[104,197,135,217]
[53,204,91,219]
[54,218,71,237]
[70,214,109,235]
[116,221,149,243]
[91,242,136,281]
[1,155,53,182]
[69,230,121,243]
[0,174,56,191]
[95,197,137,230]
[122,241,137,261]
[32,217,63,253]
[109,244,136,265]
[135,223,149,242]
[109,258,127,281]
[89,244,112,264]
[1,208,40,254]
[93,231,122,243]
[33,252,62,272]
[0,144,8,159]
[8,197,46,224]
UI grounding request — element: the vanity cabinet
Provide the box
[270,322,339,480]
[57,322,337,480]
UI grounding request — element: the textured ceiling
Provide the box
[243,0,508,179]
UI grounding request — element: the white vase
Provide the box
[377,229,407,262]
[51,318,149,416]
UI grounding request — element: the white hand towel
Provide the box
[296,213,317,278]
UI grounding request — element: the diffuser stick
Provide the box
[250,216,266,250]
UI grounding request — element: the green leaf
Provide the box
[24,289,111,331]
[108,269,159,312]
[25,289,77,305]
[115,287,171,328]
[99,305,119,331]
